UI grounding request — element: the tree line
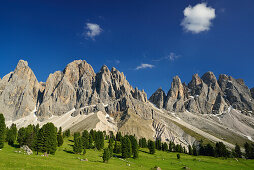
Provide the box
[0,113,64,155]
[1,113,254,160]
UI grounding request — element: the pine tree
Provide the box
[193,145,198,156]
[57,127,63,147]
[108,137,114,157]
[103,148,110,163]
[215,142,229,158]
[6,123,17,146]
[25,125,36,148]
[162,142,168,151]
[82,130,89,149]
[74,132,80,140]
[73,136,83,154]
[113,140,121,154]
[17,127,26,146]
[205,143,215,157]
[116,132,122,141]
[148,140,155,154]
[132,138,139,159]
[64,129,70,137]
[89,133,93,149]
[43,123,58,154]
[121,136,132,158]
[155,139,161,150]
[0,113,6,149]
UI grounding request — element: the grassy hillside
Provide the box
[0,138,254,170]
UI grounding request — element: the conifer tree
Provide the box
[155,139,161,150]
[113,140,121,154]
[57,127,63,147]
[132,138,139,159]
[73,136,82,154]
[89,133,93,149]
[121,136,132,158]
[205,143,215,156]
[193,145,198,156]
[43,123,58,154]
[108,137,114,157]
[82,130,89,149]
[162,142,168,151]
[188,145,193,155]
[116,132,122,141]
[148,140,155,154]
[0,113,6,149]
[6,123,17,146]
[103,148,110,163]
[17,127,26,146]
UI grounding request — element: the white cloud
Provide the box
[135,63,154,70]
[152,52,180,62]
[84,23,102,39]
[181,3,216,33]
[168,52,180,61]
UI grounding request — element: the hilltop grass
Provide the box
[0,138,254,170]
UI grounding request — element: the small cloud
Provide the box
[135,63,154,70]
[83,23,102,40]
[153,52,180,62]
[181,3,216,34]
[167,52,180,61]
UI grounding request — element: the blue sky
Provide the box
[0,0,254,97]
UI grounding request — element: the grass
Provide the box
[0,138,254,170]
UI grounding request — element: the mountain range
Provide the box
[1,60,254,149]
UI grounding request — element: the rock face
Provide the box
[0,60,42,121]
[149,88,166,109]
[150,71,254,115]
[0,60,148,121]
[164,76,186,112]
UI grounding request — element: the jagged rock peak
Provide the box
[149,87,166,109]
[100,64,110,73]
[201,71,217,85]
[189,74,202,88]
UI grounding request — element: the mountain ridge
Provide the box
[1,59,254,149]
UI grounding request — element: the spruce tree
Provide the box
[0,113,6,149]
[193,145,198,156]
[162,142,168,151]
[88,133,93,149]
[116,132,122,141]
[44,123,58,154]
[57,127,63,147]
[132,138,139,159]
[155,139,161,150]
[73,136,82,154]
[108,137,114,157]
[25,125,36,148]
[103,148,110,163]
[148,140,155,154]
[17,127,26,146]
[121,136,132,158]
[82,130,89,149]
[205,143,215,157]
[6,123,17,146]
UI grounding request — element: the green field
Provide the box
[0,138,254,170]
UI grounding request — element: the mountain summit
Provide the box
[1,60,254,149]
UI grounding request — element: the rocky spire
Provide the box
[164,76,185,112]
[0,60,42,120]
[149,88,166,109]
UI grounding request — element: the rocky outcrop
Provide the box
[0,60,42,121]
[149,88,166,109]
[164,76,185,112]
[218,74,254,114]
[151,71,253,115]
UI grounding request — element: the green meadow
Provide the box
[0,137,254,170]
